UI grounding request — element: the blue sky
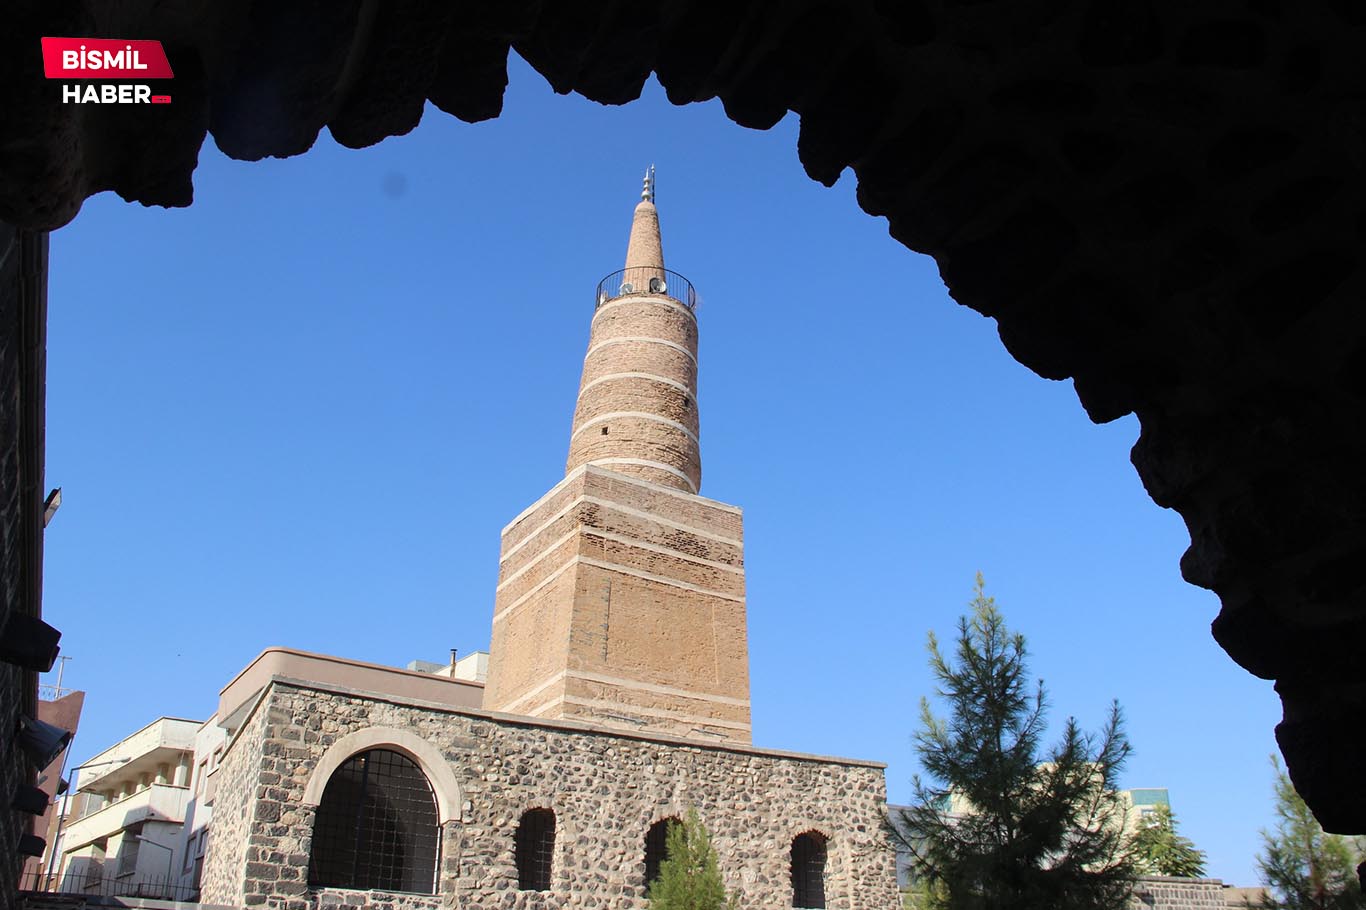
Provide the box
[41,54,1280,884]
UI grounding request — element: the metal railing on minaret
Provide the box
[594,267,696,310]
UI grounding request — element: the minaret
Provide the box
[483,170,751,743]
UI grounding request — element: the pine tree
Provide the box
[1257,757,1366,910]
[647,808,738,910]
[1129,803,1207,877]
[892,574,1136,910]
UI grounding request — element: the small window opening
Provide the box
[644,817,679,890]
[791,831,827,909]
[515,808,555,891]
[601,426,609,435]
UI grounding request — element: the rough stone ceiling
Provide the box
[2,1,1363,835]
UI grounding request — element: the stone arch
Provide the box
[301,726,463,824]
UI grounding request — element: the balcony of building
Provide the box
[61,784,191,851]
[75,717,199,797]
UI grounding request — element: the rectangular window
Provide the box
[116,826,143,877]
[85,838,108,888]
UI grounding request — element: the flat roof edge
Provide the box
[262,675,885,770]
[220,646,486,698]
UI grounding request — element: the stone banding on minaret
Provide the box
[565,188,701,494]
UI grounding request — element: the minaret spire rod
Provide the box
[641,164,655,203]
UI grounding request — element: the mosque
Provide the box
[196,172,898,909]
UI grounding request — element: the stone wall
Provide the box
[0,220,20,910]
[203,679,897,910]
[1129,876,1239,910]
[200,690,274,906]
[0,222,45,910]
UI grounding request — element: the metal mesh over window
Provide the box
[514,809,555,890]
[791,832,827,909]
[307,749,440,894]
[644,818,677,890]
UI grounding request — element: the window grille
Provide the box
[644,818,678,890]
[514,809,555,890]
[791,832,827,909]
[307,749,440,893]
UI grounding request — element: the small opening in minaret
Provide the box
[601,426,609,435]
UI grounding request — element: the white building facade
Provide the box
[55,717,199,900]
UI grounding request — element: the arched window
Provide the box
[308,749,440,893]
[515,809,555,891]
[643,817,678,890]
[791,831,827,909]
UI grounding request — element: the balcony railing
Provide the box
[595,267,697,310]
[18,869,199,903]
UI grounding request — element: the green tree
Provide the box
[892,574,1136,910]
[647,808,739,909]
[1257,757,1366,910]
[1128,803,1207,877]
[902,874,949,909]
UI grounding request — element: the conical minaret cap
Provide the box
[624,165,664,274]
[564,169,701,493]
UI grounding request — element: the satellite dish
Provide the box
[648,276,667,293]
[619,282,635,294]
[597,289,609,307]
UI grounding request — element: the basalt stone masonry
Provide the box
[0,224,47,910]
[4,0,1365,844]
[199,678,896,910]
[1127,876,1235,910]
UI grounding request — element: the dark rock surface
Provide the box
[2,0,1364,835]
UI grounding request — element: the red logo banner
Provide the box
[41,38,174,79]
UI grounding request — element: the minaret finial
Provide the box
[641,164,655,203]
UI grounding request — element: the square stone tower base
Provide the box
[483,465,751,742]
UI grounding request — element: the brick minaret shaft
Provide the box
[484,171,752,743]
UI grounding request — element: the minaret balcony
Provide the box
[595,267,697,311]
